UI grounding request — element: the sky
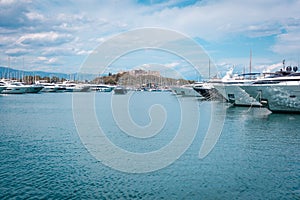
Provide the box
[1,0,300,80]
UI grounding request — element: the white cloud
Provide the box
[40,46,79,57]
[0,0,15,4]
[0,36,16,46]
[254,62,283,72]
[272,31,300,55]
[48,57,58,64]
[76,49,93,55]
[0,0,31,5]
[164,62,180,68]
[16,32,74,46]
[36,56,59,65]
[37,56,47,61]
[127,0,296,46]
[25,12,44,21]
[5,48,31,56]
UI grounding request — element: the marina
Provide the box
[3,62,299,113]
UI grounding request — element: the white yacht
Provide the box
[241,66,300,113]
[24,84,44,93]
[59,81,90,92]
[36,81,60,92]
[113,86,127,94]
[0,82,7,93]
[213,69,262,106]
[170,84,202,97]
[0,79,28,94]
[54,83,67,92]
[193,80,224,100]
[90,84,114,92]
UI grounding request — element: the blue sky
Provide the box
[1,0,300,79]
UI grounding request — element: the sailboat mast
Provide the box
[22,57,24,82]
[8,56,10,79]
[208,59,210,80]
[249,49,252,74]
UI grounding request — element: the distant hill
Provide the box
[0,66,98,81]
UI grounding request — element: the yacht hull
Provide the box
[41,87,59,92]
[0,86,6,93]
[241,84,300,113]
[2,86,28,94]
[26,86,44,93]
[171,86,202,97]
[90,85,114,92]
[66,85,90,92]
[193,87,224,100]
[114,87,127,95]
[214,84,261,106]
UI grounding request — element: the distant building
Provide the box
[129,69,160,77]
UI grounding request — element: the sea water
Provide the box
[0,92,299,199]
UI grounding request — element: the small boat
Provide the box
[113,86,127,94]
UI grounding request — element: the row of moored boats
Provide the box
[2,64,300,113]
[170,65,300,113]
[0,79,115,94]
